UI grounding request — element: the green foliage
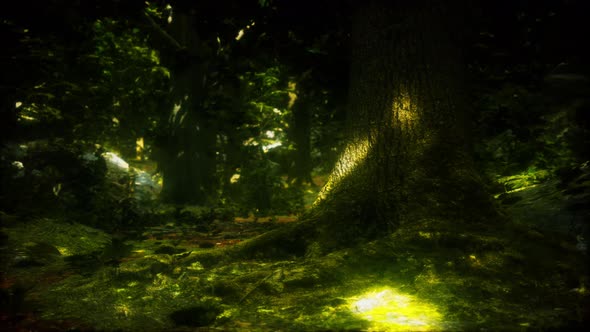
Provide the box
[495,168,550,194]
[213,64,304,215]
[474,78,584,187]
[240,66,291,134]
[469,2,589,191]
[533,110,582,172]
[13,16,168,159]
[258,0,271,7]
[231,151,303,216]
[144,2,170,21]
[92,18,169,156]
[7,0,346,214]
[7,0,345,215]
[0,140,105,216]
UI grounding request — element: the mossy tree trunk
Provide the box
[308,0,496,246]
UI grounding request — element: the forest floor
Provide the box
[1,173,589,331]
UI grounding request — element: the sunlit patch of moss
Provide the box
[4,219,111,256]
[418,231,432,239]
[147,273,176,292]
[414,267,441,285]
[55,246,71,256]
[114,303,132,317]
[346,287,443,331]
[187,261,204,271]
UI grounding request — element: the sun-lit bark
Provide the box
[311,0,495,243]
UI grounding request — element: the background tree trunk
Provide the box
[312,0,496,244]
[290,88,313,185]
[158,12,217,204]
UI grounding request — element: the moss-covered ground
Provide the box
[1,207,587,331]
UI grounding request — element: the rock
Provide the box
[133,171,160,202]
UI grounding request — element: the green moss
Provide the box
[3,216,587,331]
[4,218,111,256]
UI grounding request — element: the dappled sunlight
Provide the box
[15,102,47,122]
[14,101,38,121]
[235,21,255,41]
[262,141,282,152]
[314,87,418,205]
[392,86,419,125]
[347,287,443,331]
[55,246,72,256]
[136,137,144,160]
[113,303,133,318]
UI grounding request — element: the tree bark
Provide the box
[289,85,314,185]
[157,12,217,204]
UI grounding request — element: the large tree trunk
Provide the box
[310,0,496,245]
[224,0,498,258]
